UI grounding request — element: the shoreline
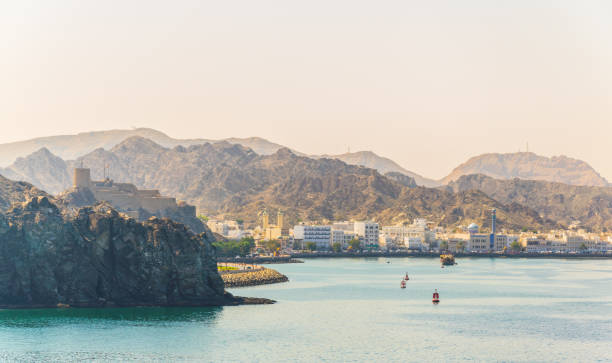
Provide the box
[293,251,612,259]
[220,251,612,264]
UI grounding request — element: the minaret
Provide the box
[489,209,497,250]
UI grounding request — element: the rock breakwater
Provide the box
[222,267,289,288]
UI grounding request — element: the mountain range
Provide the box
[445,174,612,232]
[0,137,556,231]
[3,128,606,187]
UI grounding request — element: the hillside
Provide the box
[445,174,612,232]
[0,148,71,194]
[0,128,289,167]
[0,174,52,212]
[441,152,609,187]
[0,137,555,231]
[318,151,439,187]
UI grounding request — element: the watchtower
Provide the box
[73,168,91,189]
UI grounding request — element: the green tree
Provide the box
[212,237,255,257]
[262,239,280,252]
[439,241,449,251]
[331,242,342,253]
[456,241,466,252]
[510,240,521,252]
[305,242,317,251]
[198,215,209,222]
[292,240,302,251]
[348,238,361,251]
[579,243,588,252]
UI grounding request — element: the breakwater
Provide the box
[220,265,289,288]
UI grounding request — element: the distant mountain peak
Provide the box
[441,152,609,187]
[317,150,439,187]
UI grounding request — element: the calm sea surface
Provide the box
[0,257,611,362]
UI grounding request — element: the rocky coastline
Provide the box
[0,192,274,308]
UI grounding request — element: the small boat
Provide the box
[432,289,440,304]
[440,254,456,266]
[404,273,410,280]
[400,280,406,289]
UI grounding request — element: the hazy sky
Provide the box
[1,1,611,180]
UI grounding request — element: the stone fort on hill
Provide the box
[73,167,196,220]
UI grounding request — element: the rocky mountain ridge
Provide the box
[0,128,290,167]
[445,174,612,231]
[315,151,438,187]
[2,128,608,188]
[441,152,609,187]
[0,137,557,231]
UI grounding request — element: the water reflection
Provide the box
[0,306,223,328]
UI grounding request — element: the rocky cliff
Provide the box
[0,196,240,308]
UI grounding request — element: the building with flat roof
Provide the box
[293,225,332,250]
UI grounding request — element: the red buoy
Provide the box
[432,289,440,304]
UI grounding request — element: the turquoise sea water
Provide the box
[0,257,611,362]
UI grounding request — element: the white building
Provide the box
[293,225,332,250]
[405,236,424,250]
[469,234,490,252]
[354,221,380,248]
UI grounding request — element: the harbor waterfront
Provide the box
[0,257,610,361]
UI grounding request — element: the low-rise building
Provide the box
[469,234,490,252]
[354,221,380,248]
[293,225,332,250]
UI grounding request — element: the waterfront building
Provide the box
[405,236,424,250]
[382,225,407,241]
[354,221,380,249]
[331,229,350,249]
[447,237,468,252]
[469,234,490,252]
[293,225,332,250]
[494,234,508,251]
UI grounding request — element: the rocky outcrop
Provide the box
[0,174,53,212]
[0,196,241,308]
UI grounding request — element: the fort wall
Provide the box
[72,168,191,217]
